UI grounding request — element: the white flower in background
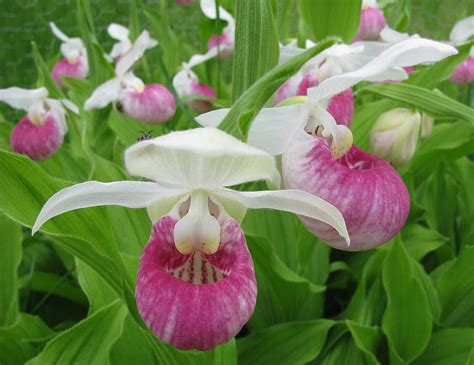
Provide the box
[370,108,421,167]
[172,48,219,114]
[106,23,158,62]
[200,0,235,58]
[0,87,78,160]
[32,127,349,350]
[49,22,89,88]
[84,31,176,124]
[448,16,474,84]
[198,38,456,159]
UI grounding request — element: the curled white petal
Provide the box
[213,188,350,246]
[187,47,220,69]
[59,99,79,114]
[33,181,185,234]
[449,16,474,45]
[125,127,277,189]
[84,78,122,110]
[49,22,70,42]
[116,30,151,76]
[310,38,458,103]
[247,103,309,156]
[380,26,418,44]
[195,108,230,128]
[0,87,48,111]
[108,23,130,42]
[200,0,234,24]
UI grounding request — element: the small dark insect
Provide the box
[137,131,153,142]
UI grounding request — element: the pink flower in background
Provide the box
[49,22,88,88]
[33,127,348,350]
[0,87,77,161]
[353,0,386,41]
[450,55,474,84]
[446,16,474,84]
[201,0,235,58]
[85,31,176,124]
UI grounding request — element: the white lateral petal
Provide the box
[380,26,417,44]
[278,44,305,65]
[33,181,184,234]
[213,188,350,245]
[0,87,48,111]
[187,47,219,69]
[116,30,151,76]
[200,0,234,24]
[61,38,84,60]
[84,78,122,110]
[49,22,70,42]
[147,38,159,49]
[59,99,79,114]
[108,23,130,42]
[195,108,230,127]
[310,38,457,102]
[449,16,474,44]
[125,127,277,188]
[109,42,131,59]
[172,69,196,97]
[247,103,309,156]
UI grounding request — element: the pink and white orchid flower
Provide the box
[173,48,219,114]
[448,16,474,84]
[32,127,349,350]
[106,23,158,62]
[0,87,78,161]
[200,0,235,58]
[353,0,386,41]
[85,31,175,124]
[49,22,89,88]
[198,38,457,250]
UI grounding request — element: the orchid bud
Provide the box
[450,55,474,84]
[370,108,421,167]
[420,112,434,139]
[118,84,176,124]
[353,1,386,41]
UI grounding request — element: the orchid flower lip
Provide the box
[32,127,350,246]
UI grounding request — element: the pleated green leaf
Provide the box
[298,0,361,43]
[232,0,279,101]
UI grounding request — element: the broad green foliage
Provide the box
[0,0,473,363]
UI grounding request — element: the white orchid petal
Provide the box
[213,188,350,245]
[247,103,309,156]
[108,23,130,42]
[187,47,219,69]
[195,108,230,128]
[61,38,84,60]
[147,38,159,49]
[380,26,417,44]
[84,78,122,110]
[449,16,474,44]
[278,44,305,65]
[33,181,184,234]
[59,99,79,114]
[49,22,70,42]
[125,127,277,189]
[0,87,48,111]
[200,0,234,24]
[172,69,196,97]
[311,38,458,102]
[109,42,131,59]
[116,30,151,76]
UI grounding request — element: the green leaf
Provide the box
[246,235,325,330]
[238,320,334,365]
[413,328,474,365]
[401,223,447,261]
[28,300,127,365]
[298,0,361,43]
[408,43,473,89]
[382,238,432,363]
[383,0,410,32]
[232,0,279,101]
[31,42,64,99]
[346,321,382,365]
[360,83,474,123]
[0,214,22,326]
[433,246,474,327]
[218,38,338,139]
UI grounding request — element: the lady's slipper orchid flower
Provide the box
[32,127,349,350]
[198,38,456,250]
[370,108,421,167]
[106,23,158,62]
[353,0,386,41]
[448,16,474,84]
[200,0,235,58]
[49,22,88,88]
[0,87,78,161]
[172,48,219,114]
[85,31,176,124]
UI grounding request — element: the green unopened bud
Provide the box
[370,108,421,167]
[420,112,434,139]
